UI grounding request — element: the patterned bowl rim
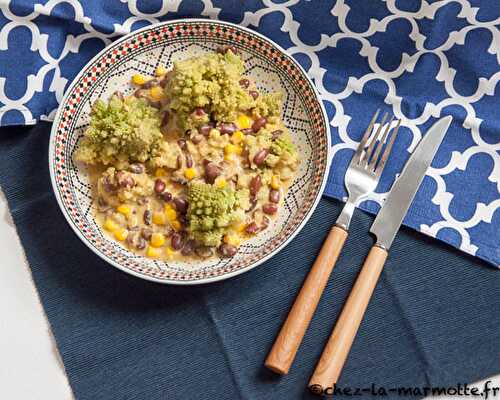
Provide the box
[48,18,331,285]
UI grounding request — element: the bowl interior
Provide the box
[50,20,329,283]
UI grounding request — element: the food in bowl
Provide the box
[74,47,299,261]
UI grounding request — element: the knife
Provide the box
[308,116,453,395]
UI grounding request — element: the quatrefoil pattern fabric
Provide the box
[0,0,498,266]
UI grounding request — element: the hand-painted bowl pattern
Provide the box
[49,19,330,284]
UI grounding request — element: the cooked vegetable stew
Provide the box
[75,48,299,261]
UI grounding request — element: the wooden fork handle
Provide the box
[265,226,348,375]
[309,245,388,394]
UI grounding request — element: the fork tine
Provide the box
[362,112,388,166]
[375,119,401,176]
[352,109,379,164]
[369,115,394,170]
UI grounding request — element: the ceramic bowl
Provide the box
[49,19,330,284]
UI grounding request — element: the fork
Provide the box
[265,110,401,375]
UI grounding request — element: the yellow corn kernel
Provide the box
[146,246,161,258]
[132,73,146,85]
[116,204,131,217]
[165,208,177,221]
[215,177,227,188]
[164,203,174,212]
[103,218,119,232]
[150,86,163,101]
[209,128,220,139]
[270,175,280,190]
[236,223,247,233]
[224,144,242,155]
[114,228,128,241]
[184,168,196,180]
[231,130,245,144]
[155,168,166,177]
[170,219,181,231]
[224,154,234,162]
[150,232,166,248]
[152,211,167,225]
[155,65,167,76]
[224,234,241,247]
[237,114,252,129]
[165,247,175,259]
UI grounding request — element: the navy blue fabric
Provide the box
[1,1,499,266]
[0,123,499,399]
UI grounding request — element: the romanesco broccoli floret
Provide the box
[252,92,282,118]
[74,95,162,166]
[187,183,238,246]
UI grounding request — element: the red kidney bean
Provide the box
[253,149,269,166]
[193,107,206,117]
[269,189,280,203]
[176,154,183,169]
[181,240,195,256]
[217,45,238,55]
[116,171,135,188]
[218,123,237,135]
[251,117,267,133]
[249,175,262,197]
[102,176,117,192]
[141,227,153,240]
[140,79,158,89]
[160,191,172,202]
[159,77,168,88]
[262,203,278,215]
[134,89,148,98]
[171,233,183,250]
[143,210,152,226]
[173,197,188,214]
[271,130,283,140]
[195,246,214,258]
[249,90,259,100]
[239,78,250,89]
[218,243,238,257]
[198,122,214,136]
[136,237,147,250]
[154,179,166,194]
[185,153,193,168]
[241,128,254,135]
[149,101,161,109]
[177,138,187,149]
[191,134,204,144]
[129,163,145,174]
[204,162,221,184]
[245,222,259,235]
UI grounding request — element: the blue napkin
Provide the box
[0,1,498,266]
[1,122,499,400]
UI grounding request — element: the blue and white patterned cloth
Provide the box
[0,0,498,266]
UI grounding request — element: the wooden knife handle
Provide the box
[265,226,348,375]
[308,245,388,394]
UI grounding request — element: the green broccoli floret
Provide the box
[271,136,296,156]
[187,183,238,247]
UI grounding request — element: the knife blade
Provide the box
[370,115,452,250]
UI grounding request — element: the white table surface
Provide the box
[0,191,498,399]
